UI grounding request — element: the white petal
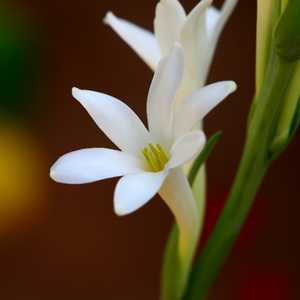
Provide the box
[50,148,143,184]
[208,0,238,48]
[72,88,150,155]
[206,7,220,38]
[219,0,239,30]
[114,171,167,216]
[159,168,198,257]
[154,0,186,56]
[104,12,161,70]
[174,81,237,136]
[167,131,206,169]
[204,0,239,80]
[147,44,183,146]
[180,0,213,85]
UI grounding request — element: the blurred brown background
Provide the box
[0,0,297,299]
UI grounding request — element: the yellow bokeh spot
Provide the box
[0,121,44,233]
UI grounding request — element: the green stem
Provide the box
[183,54,296,300]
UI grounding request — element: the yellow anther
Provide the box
[142,143,170,172]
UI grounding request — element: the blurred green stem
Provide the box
[183,52,296,300]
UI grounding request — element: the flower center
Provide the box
[142,144,170,172]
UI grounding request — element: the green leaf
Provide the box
[188,131,222,186]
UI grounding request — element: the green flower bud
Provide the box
[256,0,281,93]
[275,1,300,61]
[271,62,300,156]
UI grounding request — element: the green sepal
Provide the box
[188,131,222,186]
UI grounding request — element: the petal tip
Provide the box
[113,187,129,216]
[49,164,59,182]
[113,199,130,217]
[114,207,126,217]
[72,87,82,100]
[103,11,115,25]
[49,168,55,180]
[190,0,213,17]
[49,157,66,183]
[192,130,207,148]
[197,130,206,143]
[229,81,237,93]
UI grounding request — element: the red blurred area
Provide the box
[202,192,296,299]
[238,268,290,300]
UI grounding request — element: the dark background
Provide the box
[0,0,297,299]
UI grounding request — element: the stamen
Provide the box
[142,144,170,172]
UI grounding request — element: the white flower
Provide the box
[104,0,238,99]
[50,45,236,256]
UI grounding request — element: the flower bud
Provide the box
[271,64,300,156]
[275,1,300,61]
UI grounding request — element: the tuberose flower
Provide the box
[50,45,236,257]
[104,0,238,99]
